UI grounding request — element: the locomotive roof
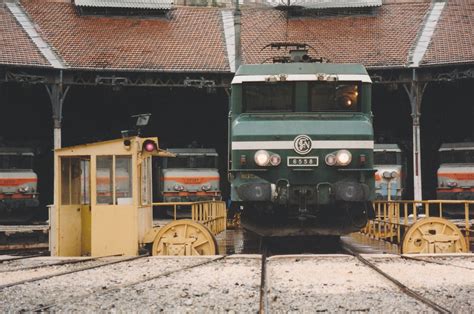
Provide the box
[374,144,401,152]
[235,63,369,77]
[439,142,474,151]
[167,148,218,156]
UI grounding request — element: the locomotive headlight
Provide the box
[447,181,458,188]
[254,150,270,166]
[390,171,398,178]
[201,184,211,191]
[336,150,352,166]
[269,154,281,166]
[325,154,337,166]
[18,185,30,193]
[173,184,185,191]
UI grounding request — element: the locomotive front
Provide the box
[229,63,375,236]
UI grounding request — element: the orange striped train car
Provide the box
[0,147,39,222]
[437,142,474,217]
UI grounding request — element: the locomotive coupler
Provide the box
[275,179,290,205]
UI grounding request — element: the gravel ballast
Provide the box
[0,253,473,312]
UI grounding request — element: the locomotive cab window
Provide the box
[166,155,218,169]
[440,150,474,164]
[243,82,294,112]
[310,82,360,112]
[374,152,401,165]
[0,154,34,169]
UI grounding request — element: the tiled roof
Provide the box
[240,2,431,68]
[0,6,49,67]
[0,0,472,71]
[75,0,173,10]
[20,0,229,72]
[422,0,474,66]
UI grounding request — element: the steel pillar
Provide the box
[46,74,70,149]
[233,4,241,71]
[404,70,427,201]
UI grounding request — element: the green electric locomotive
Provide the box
[228,48,375,237]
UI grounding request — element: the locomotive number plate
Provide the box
[287,156,319,167]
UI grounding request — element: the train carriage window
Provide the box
[310,82,360,112]
[243,82,294,112]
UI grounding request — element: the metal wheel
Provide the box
[401,217,468,254]
[151,219,218,256]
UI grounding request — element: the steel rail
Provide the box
[0,253,47,264]
[343,247,451,314]
[0,255,147,290]
[401,255,474,271]
[0,254,122,273]
[30,255,228,312]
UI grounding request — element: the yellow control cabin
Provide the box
[50,136,225,257]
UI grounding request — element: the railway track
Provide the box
[344,249,451,314]
[0,235,472,312]
[0,255,147,290]
[29,255,227,312]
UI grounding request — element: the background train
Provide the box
[157,148,221,203]
[0,147,40,223]
[228,46,375,237]
[374,143,406,200]
[436,142,474,217]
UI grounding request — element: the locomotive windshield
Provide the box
[243,82,294,112]
[439,150,474,164]
[374,152,400,165]
[310,82,360,112]
[0,154,34,169]
[166,156,218,169]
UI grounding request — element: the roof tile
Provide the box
[0,6,49,66]
[422,0,474,66]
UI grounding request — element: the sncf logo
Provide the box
[294,135,312,155]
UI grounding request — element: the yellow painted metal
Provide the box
[362,200,473,253]
[151,219,218,256]
[401,217,468,254]
[153,201,227,236]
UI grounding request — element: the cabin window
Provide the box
[96,156,113,205]
[310,82,360,112]
[115,156,132,204]
[96,155,132,205]
[141,156,152,206]
[60,157,86,205]
[243,82,294,112]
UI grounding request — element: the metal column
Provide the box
[404,70,427,201]
[46,72,70,149]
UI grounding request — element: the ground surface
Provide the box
[0,254,473,312]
